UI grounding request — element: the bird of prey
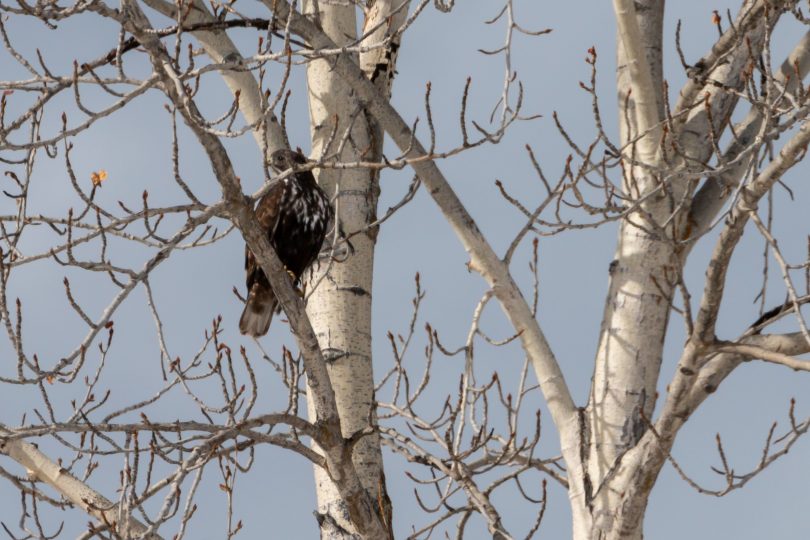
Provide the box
[239,149,333,337]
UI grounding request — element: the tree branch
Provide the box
[612,0,662,163]
[0,426,163,539]
[142,0,287,152]
[712,340,810,371]
[686,30,810,241]
[692,118,810,345]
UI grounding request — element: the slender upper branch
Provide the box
[693,118,810,344]
[687,30,810,237]
[142,0,287,152]
[612,0,662,163]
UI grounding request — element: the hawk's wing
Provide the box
[245,179,285,290]
[240,179,286,336]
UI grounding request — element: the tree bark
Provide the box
[302,1,405,536]
[579,3,669,538]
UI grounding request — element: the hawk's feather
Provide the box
[239,149,333,337]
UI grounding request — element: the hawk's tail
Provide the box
[239,287,277,337]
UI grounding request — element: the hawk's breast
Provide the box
[270,178,331,279]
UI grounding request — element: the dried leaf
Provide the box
[90,170,108,187]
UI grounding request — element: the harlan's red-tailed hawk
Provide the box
[239,149,333,337]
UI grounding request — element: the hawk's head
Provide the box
[270,149,308,174]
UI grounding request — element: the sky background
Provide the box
[1,0,809,538]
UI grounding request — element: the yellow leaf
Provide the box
[90,169,108,187]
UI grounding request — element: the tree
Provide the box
[0,0,808,538]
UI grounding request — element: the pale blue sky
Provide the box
[1,1,808,538]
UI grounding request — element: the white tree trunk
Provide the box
[302,1,405,536]
[574,2,782,538]
[577,3,669,538]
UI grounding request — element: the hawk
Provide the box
[239,149,333,337]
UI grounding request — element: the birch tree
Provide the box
[0,0,809,539]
